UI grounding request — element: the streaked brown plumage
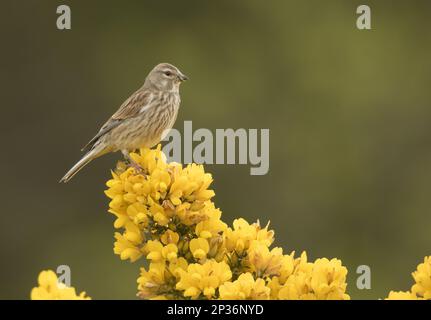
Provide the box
[60,63,188,183]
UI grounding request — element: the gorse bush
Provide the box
[30,147,430,300]
[107,146,349,300]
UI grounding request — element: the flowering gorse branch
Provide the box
[30,147,430,300]
[104,146,350,300]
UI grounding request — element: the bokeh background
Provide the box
[1,0,430,299]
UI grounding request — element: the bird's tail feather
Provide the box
[59,144,105,183]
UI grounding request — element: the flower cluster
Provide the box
[30,147,430,300]
[31,270,90,300]
[386,256,431,300]
[104,147,350,300]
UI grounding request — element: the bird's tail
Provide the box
[59,144,106,183]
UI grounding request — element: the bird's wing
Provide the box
[81,90,155,152]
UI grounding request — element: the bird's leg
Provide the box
[121,149,143,173]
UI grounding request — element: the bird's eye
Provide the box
[164,71,172,76]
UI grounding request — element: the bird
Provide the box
[60,63,188,183]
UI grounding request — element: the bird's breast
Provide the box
[110,92,180,151]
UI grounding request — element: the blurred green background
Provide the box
[1,0,430,299]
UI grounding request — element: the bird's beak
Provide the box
[179,73,189,81]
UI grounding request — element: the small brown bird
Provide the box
[60,63,188,183]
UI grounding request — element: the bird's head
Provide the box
[145,63,188,92]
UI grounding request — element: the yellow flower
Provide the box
[113,232,143,262]
[267,253,296,298]
[168,257,189,279]
[169,164,215,205]
[278,272,314,300]
[277,253,295,283]
[129,144,168,175]
[160,230,180,245]
[411,256,431,299]
[137,262,167,299]
[225,218,274,254]
[149,200,170,226]
[247,241,283,277]
[176,260,232,299]
[31,270,90,300]
[386,291,418,300]
[195,204,226,239]
[123,221,144,244]
[175,201,213,226]
[275,252,349,300]
[385,256,431,300]
[126,202,149,227]
[219,273,270,300]
[190,238,210,260]
[193,204,226,261]
[309,258,349,300]
[137,258,189,299]
[144,240,178,263]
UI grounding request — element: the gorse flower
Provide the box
[268,252,349,300]
[189,238,210,260]
[247,241,284,278]
[386,291,417,300]
[219,273,270,300]
[31,270,90,300]
[224,218,274,253]
[386,256,431,300]
[176,260,232,299]
[30,147,430,300]
[411,256,431,299]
